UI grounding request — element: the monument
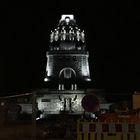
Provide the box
[36,15,95,115]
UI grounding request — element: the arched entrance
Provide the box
[58,68,77,90]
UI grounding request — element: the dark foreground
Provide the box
[0,123,76,140]
[0,114,78,140]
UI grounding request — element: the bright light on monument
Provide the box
[42,14,92,114]
[61,15,74,21]
[44,77,49,82]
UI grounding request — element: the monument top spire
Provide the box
[49,14,85,45]
[60,15,74,22]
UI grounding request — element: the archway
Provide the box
[59,68,77,90]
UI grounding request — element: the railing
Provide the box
[77,119,140,140]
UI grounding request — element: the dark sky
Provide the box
[1,1,140,95]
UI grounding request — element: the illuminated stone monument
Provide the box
[44,15,91,86]
[36,15,104,115]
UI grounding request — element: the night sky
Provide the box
[1,1,140,95]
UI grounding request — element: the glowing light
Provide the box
[1,102,5,106]
[86,78,91,81]
[44,78,49,82]
[61,15,74,21]
[36,117,40,120]
[65,17,70,23]
[36,114,43,120]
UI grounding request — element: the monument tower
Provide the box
[44,15,91,90]
[37,15,94,115]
